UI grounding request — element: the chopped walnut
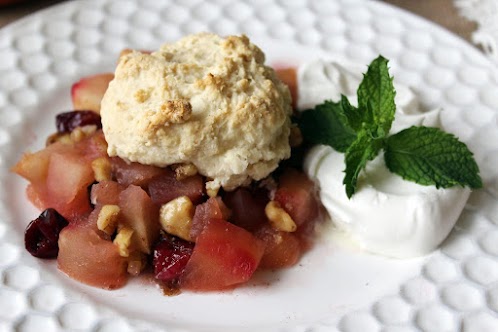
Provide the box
[96,204,120,236]
[91,157,112,182]
[70,125,98,143]
[206,186,219,198]
[45,132,72,146]
[172,163,198,180]
[265,200,297,232]
[113,226,134,257]
[159,196,194,242]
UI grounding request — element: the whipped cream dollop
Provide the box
[300,60,470,258]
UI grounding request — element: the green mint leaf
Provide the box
[357,55,396,137]
[344,130,383,198]
[299,100,357,153]
[340,94,362,132]
[385,126,482,189]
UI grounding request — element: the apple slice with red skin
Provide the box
[274,168,319,226]
[111,157,165,188]
[58,207,128,289]
[274,67,298,109]
[90,180,126,206]
[71,73,114,113]
[255,224,302,269]
[118,185,160,254]
[11,147,51,187]
[190,197,231,240]
[14,142,93,221]
[12,131,109,222]
[148,170,204,205]
[46,151,94,217]
[181,218,264,291]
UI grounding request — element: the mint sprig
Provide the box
[357,57,396,137]
[385,126,482,189]
[343,130,383,198]
[298,55,482,198]
[300,100,357,153]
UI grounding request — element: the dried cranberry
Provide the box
[25,208,69,259]
[153,235,194,282]
[56,110,102,133]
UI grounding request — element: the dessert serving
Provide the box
[12,32,481,294]
[12,33,320,292]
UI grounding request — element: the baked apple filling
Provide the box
[13,33,321,293]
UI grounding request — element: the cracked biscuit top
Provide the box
[100,33,292,190]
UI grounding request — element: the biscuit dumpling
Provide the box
[101,33,293,190]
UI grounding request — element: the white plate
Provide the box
[1,0,498,331]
